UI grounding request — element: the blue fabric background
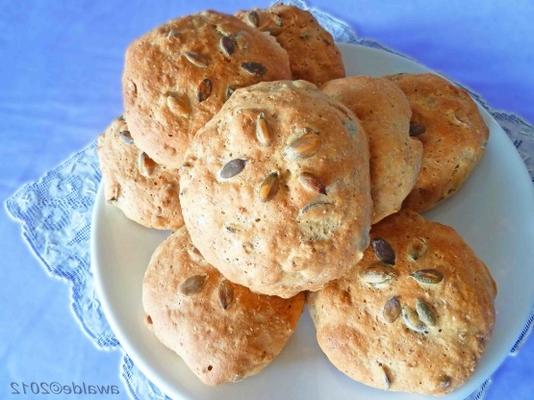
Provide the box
[1,1,533,399]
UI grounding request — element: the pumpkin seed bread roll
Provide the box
[142,228,305,385]
[179,80,371,298]
[97,117,183,230]
[308,210,496,395]
[322,76,423,223]
[387,73,489,212]
[123,10,291,169]
[236,4,345,85]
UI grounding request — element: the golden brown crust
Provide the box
[123,11,291,169]
[179,80,371,298]
[96,117,183,230]
[308,210,496,395]
[387,73,489,212]
[236,5,345,85]
[142,228,305,385]
[322,76,423,223]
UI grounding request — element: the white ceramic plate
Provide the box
[92,42,534,400]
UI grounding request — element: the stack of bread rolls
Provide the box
[97,4,496,396]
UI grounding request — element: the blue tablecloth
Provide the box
[1,1,533,399]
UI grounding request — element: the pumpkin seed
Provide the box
[416,298,437,326]
[245,10,260,27]
[401,305,427,333]
[197,79,212,102]
[381,365,392,390]
[259,172,279,202]
[220,159,246,179]
[286,132,320,159]
[213,27,227,38]
[138,152,156,177]
[410,269,443,285]
[255,112,271,146]
[166,93,191,116]
[225,85,235,100]
[183,51,209,68]
[186,246,203,264]
[383,296,401,323]
[360,264,398,286]
[180,275,207,295]
[119,130,134,145]
[409,121,426,136]
[218,280,234,310]
[241,62,267,76]
[300,201,334,214]
[262,14,283,35]
[299,172,326,194]
[219,36,236,57]
[371,238,396,265]
[272,14,283,27]
[344,119,358,136]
